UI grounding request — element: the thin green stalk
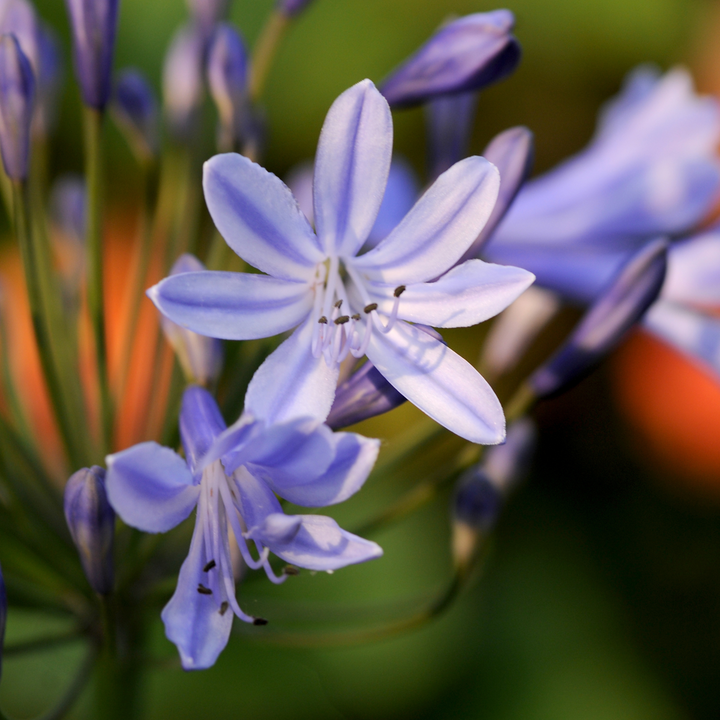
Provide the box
[3,629,84,656]
[11,180,83,466]
[249,10,290,101]
[37,643,98,720]
[83,107,113,456]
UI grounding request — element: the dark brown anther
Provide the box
[252,617,268,626]
[203,560,216,572]
[197,583,212,595]
[318,316,328,324]
[394,285,406,298]
[334,315,350,325]
[219,601,229,616]
[283,565,299,576]
[364,303,378,313]
[334,299,343,309]
[351,313,360,321]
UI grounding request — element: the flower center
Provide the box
[310,256,405,365]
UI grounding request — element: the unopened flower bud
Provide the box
[34,23,63,137]
[276,0,315,18]
[163,23,205,140]
[207,23,249,152]
[380,11,521,108]
[530,239,668,398]
[187,0,228,32]
[460,126,534,261]
[160,254,224,387]
[64,466,115,595]
[0,33,34,180]
[0,561,6,682]
[112,68,159,162]
[64,0,119,110]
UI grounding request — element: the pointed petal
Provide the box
[354,156,500,284]
[148,270,312,340]
[244,316,340,424]
[203,153,324,280]
[370,259,535,328]
[313,79,393,257]
[366,320,505,444]
[161,518,233,670]
[105,442,199,533]
[259,432,380,507]
[232,467,283,532]
[247,513,383,571]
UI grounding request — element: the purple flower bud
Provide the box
[163,23,205,140]
[64,0,119,110]
[207,23,249,152]
[179,384,226,474]
[531,239,668,398]
[460,126,534,262]
[380,11,521,109]
[0,34,35,180]
[276,0,315,18]
[453,469,501,532]
[64,466,115,595]
[326,360,406,429]
[34,24,63,137]
[187,0,228,32]
[0,561,6,683]
[50,174,86,243]
[426,91,478,180]
[160,254,224,386]
[112,68,159,161]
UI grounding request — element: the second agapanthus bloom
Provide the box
[150,80,534,443]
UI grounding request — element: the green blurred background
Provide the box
[3,0,720,718]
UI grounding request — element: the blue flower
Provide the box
[485,66,720,303]
[149,80,534,444]
[106,385,381,670]
[112,68,159,162]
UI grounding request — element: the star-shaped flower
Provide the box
[149,79,534,443]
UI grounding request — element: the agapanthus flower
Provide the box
[150,80,535,444]
[485,66,720,303]
[106,384,381,670]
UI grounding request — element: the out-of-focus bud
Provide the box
[50,174,86,243]
[276,0,315,18]
[426,91,478,180]
[160,254,224,387]
[187,0,228,33]
[0,34,35,181]
[380,11,521,108]
[460,126,534,262]
[64,466,115,595]
[0,561,6,683]
[207,23,249,152]
[452,418,535,570]
[64,0,119,110]
[530,238,668,399]
[111,68,159,163]
[480,285,560,381]
[34,24,63,137]
[163,23,205,141]
[327,325,443,429]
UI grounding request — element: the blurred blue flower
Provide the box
[485,66,720,303]
[150,80,534,443]
[380,11,520,108]
[112,68,159,162]
[276,0,315,18]
[64,466,115,595]
[0,33,34,180]
[425,91,478,180]
[64,0,119,110]
[186,0,227,33]
[106,384,381,670]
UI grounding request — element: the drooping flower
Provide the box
[106,384,381,670]
[150,80,535,444]
[485,66,720,303]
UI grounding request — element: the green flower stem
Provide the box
[37,643,98,720]
[503,381,537,424]
[3,629,84,656]
[249,10,290,102]
[83,107,113,456]
[11,180,84,467]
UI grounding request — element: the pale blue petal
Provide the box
[313,79,393,257]
[161,518,233,670]
[354,156,499,285]
[232,467,283,531]
[366,320,505,444]
[148,270,313,340]
[203,153,324,280]
[368,259,534,328]
[247,513,383,571]
[662,228,720,306]
[258,432,380,507]
[244,316,340,424]
[105,442,199,533]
